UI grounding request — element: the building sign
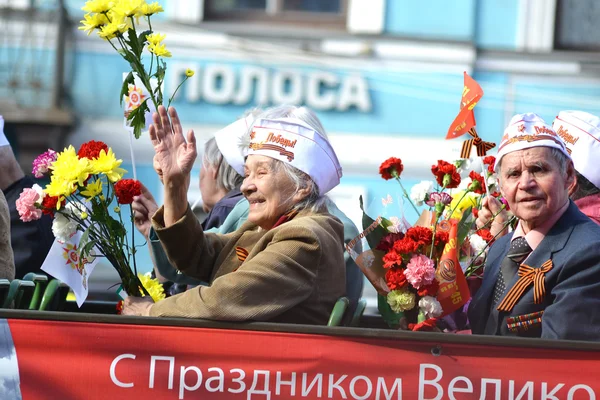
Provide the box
[168,62,372,112]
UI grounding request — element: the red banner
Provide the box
[446,72,484,139]
[4,317,600,399]
[437,220,471,316]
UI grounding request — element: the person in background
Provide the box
[553,110,600,225]
[0,116,53,278]
[123,105,346,324]
[468,113,600,341]
[0,189,15,280]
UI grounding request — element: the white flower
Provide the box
[419,296,443,318]
[66,202,87,219]
[52,212,78,242]
[410,180,433,206]
[31,184,45,205]
[469,233,488,254]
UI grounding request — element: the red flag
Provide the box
[446,72,484,139]
[436,220,471,316]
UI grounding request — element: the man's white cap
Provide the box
[553,110,600,188]
[214,114,255,176]
[494,112,570,171]
[0,116,10,147]
[248,118,343,195]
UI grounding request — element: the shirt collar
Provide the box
[513,200,570,251]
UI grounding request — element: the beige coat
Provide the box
[149,206,346,325]
[0,190,15,280]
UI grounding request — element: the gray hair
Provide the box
[203,137,244,191]
[251,105,330,213]
[497,147,570,184]
[572,170,600,201]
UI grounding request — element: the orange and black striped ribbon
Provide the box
[497,260,553,312]
[235,247,249,262]
[460,128,496,158]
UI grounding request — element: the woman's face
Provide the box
[241,155,305,230]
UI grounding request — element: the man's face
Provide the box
[499,147,574,231]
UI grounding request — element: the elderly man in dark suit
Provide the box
[468,112,600,341]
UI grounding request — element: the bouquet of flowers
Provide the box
[349,155,509,331]
[78,0,193,138]
[16,140,150,301]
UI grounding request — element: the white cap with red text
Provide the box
[553,110,600,188]
[494,112,571,171]
[248,118,342,195]
[214,114,255,176]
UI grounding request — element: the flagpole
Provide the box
[128,129,137,181]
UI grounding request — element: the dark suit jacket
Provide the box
[468,201,600,341]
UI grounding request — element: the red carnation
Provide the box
[468,171,486,194]
[476,228,495,244]
[472,207,479,218]
[383,250,403,269]
[78,140,109,160]
[41,195,63,217]
[417,279,439,297]
[405,226,434,247]
[483,156,495,166]
[431,160,461,189]
[379,157,404,180]
[385,267,408,290]
[114,179,142,204]
[434,231,449,246]
[393,238,419,255]
[409,318,439,332]
[376,232,405,252]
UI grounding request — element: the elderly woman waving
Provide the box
[123,106,346,325]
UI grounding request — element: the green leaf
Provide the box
[125,27,141,57]
[80,239,97,259]
[120,72,135,106]
[127,99,149,139]
[137,30,151,50]
[359,195,389,250]
[79,225,92,250]
[457,206,474,244]
[377,294,403,329]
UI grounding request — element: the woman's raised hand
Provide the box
[149,106,197,185]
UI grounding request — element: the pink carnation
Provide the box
[404,254,436,289]
[16,188,42,222]
[32,149,57,178]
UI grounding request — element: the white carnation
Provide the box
[469,233,488,254]
[31,184,45,205]
[66,202,87,218]
[410,181,433,206]
[52,212,78,242]
[419,296,443,318]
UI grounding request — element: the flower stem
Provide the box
[395,177,420,215]
[167,76,189,109]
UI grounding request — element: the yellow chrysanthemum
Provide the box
[78,13,108,35]
[185,68,194,77]
[146,32,165,46]
[89,149,127,182]
[50,146,91,189]
[387,288,415,313]
[138,272,165,302]
[138,1,163,16]
[148,42,171,58]
[82,0,114,13]
[448,190,480,220]
[97,17,129,40]
[44,178,74,203]
[112,0,144,17]
[80,179,104,199]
